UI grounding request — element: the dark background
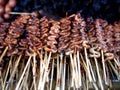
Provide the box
[12,0,120,23]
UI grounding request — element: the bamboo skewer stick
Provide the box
[17,58,25,80]
[68,65,70,90]
[9,12,31,15]
[37,50,45,89]
[88,59,98,90]
[70,66,74,88]
[55,54,60,90]
[5,55,22,90]
[19,75,25,90]
[74,53,79,88]
[61,56,66,90]
[105,64,110,87]
[17,62,30,90]
[114,58,120,79]
[82,72,86,90]
[81,52,99,90]
[89,46,104,89]
[86,72,89,90]
[50,59,54,90]
[40,52,51,90]
[73,52,79,88]
[70,53,76,88]
[77,51,82,87]
[10,57,17,90]
[75,51,81,88]
[80,52,90,89]
[59,54,63,88]
[84,48,92,82]
[15,55,32,90]
[38,50,42,88]
[94,57,104,90]
[38,59,43,89]
[45,69,50,90]
[101,50,107,85]
[2,56,12,90]
[108,60,120,79]
[93,81,99,90]
[38,50,48,90]
[15,67,19,85]
[22,62,30,90]
[80,53,90,90]
[80,53,87,72]
[32,52,37,90]
[0,69,4,90]
[47,74,50,90]
[114,63,118,74]
[30,82,34,90]
[114,58,120,67]
[88,60,96,82]
[44,51,48,66]
[0,46,8,62]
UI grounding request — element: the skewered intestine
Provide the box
[104,24,114,53]
[5,15,30,56]
[94,19,108,52]
[78,15,90,49]
[40,16,50,51]
[58,16,71,53]
[45,20,60,53]
[0,23,9,50]
[89,44,101,58]
[25,15,42,55]
[0,13,118,59]
[69,14,83,51]
[112,21,120,60]
[113,22,120,53]
[86,17,97,44]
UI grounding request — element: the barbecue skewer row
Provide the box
[0,13,119,90]
[0,13,119,60]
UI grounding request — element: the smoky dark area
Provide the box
[11,0,120,23]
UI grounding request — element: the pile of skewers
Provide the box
[0,13,120,90]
